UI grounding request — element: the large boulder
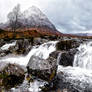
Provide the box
[10,39,32,55]
[0,62,25,89]
[50,73,80,92]
[27,54,58,82]
[59,49,78,66]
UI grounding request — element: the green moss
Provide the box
[49,70,56,81]
[26,74,34,83]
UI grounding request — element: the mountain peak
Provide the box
[0,5,60,35]
[30,5,40,11]
[27,5,41,14]
[22,6,57,31]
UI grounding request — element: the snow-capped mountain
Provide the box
[0,5,59,35]
[21,6,57,31]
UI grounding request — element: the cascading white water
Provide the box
[1,40,92,91]
[57,41,92,91]
[57,52,62,65]
[73,41,92,70]
[0,41,57,92]
[0,41,16,50]
[0,41,58,66]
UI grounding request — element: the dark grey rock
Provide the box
[0,39,6,47]
[59,49,78,66]
[56,39,81,51]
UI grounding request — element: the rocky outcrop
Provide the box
[12,39,32,55]
[55,39,82,66]
[0,38,50,57]
[59,49,78,66]
[56,39,81,51]
[51,74,79,92]
[0,39,33,57]
[27,53,58,82]
[0,62,25,89]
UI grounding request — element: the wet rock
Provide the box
[0,62,25,89]
[33,37,49,45]
[0,39,32,57]
[48,35,59,40]
[0,39,6,47]
[33,37,42,45]
[50,75,79,92]
[56,40,80,51]
[59,49,78,66]
[0,51,9,57]
[49,51,60,59]
[55,67,92,92]
[27,55,57,82]
[11,39,32,55]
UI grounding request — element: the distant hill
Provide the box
[73,33,92,37]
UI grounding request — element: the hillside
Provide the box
[0,6,63,39]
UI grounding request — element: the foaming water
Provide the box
[11,79,47,92]
[0,41,58,66]
[57,52,62,65]
[57,65,92,91]
[1,40,92,91]
[0,41,16,50]
[73,41,92,70]
[57,41,92,91]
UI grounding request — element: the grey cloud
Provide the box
[40,0,92,33]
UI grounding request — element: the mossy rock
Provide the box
[0,63,25,89]
[27,55,57,82]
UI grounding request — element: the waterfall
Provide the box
[57,52,62,65]
[1,40,92,91]
[0,41,58,66]
[57,41,92,91]
[73,41,92,70]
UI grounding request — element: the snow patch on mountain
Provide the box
[21,6,56,30]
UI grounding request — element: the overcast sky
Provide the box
[0,0,92,33]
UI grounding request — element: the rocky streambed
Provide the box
[0,37,91,92]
